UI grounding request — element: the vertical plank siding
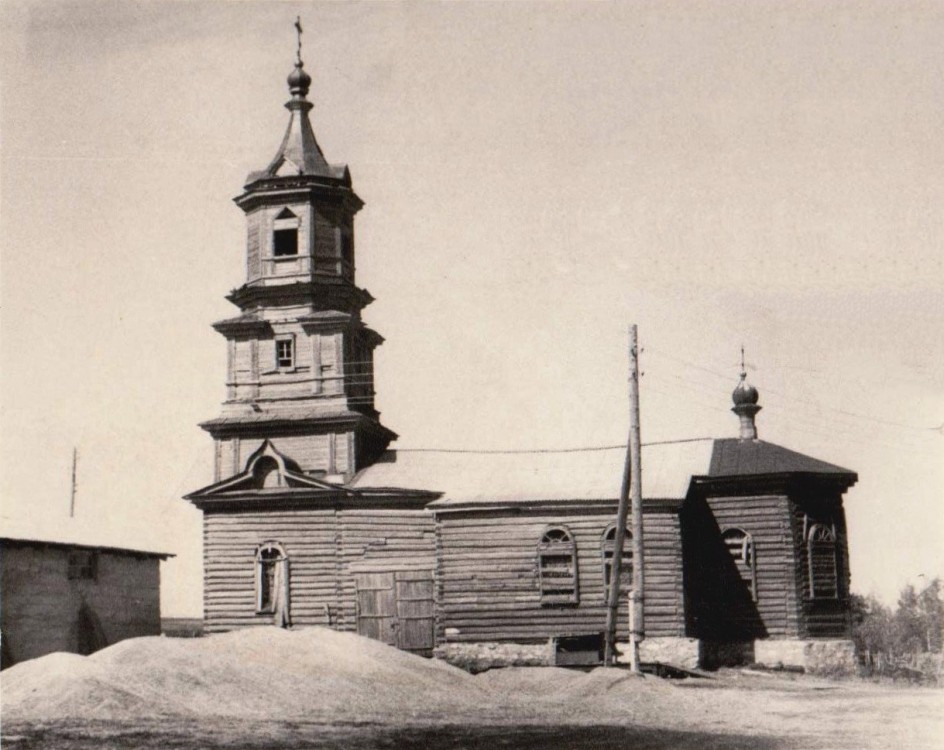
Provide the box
[434,506,685,644]
[1,543,162,666]
[202,507,435,634]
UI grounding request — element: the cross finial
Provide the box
[740,345,746,377]
[294,16,303,64]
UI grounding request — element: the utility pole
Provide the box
[604,325,644,670]
[628,325,644,672]
[69,447,78,517]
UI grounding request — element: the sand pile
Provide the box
[2,627,485,723]
[474,664,703,727]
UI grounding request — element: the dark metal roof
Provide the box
[211,311,272,335]
[707,439,856,479]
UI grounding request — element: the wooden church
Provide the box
[186,47,858,672]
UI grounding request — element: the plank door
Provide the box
[354,570,435,655]
[354,572,398,646]
[394,571,435,654]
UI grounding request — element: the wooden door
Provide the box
[394,571,435,654]
[354,572,398,646]
[354,570,435,655]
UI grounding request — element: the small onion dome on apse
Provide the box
[731,348,761,440]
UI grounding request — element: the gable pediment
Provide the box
[185,440,343,499]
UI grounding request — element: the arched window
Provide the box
[253,456,283,488]
[601,524,633,602]
[807,524,839,599]
[537,526,579,604]
[722,527,757,601]
[255,542,291,627]
[272,208,299,257]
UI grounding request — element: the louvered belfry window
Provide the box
[807,523,839,599]
[538,527,579,604]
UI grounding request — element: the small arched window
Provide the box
[255,542,291,627]
[538,526,579,605]
[272,208,299,257]
[253,456,283,488]
[601,524,633,603]
[722,527,757,601]
[807,524,839,599]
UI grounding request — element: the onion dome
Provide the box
[730,355,761,440]
[732,371,759,406]
[287,61,311,98]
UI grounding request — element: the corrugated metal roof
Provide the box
[350,439,716,506]
[350,438,856,507]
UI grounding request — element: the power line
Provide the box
[645,348,939,433]
[395,438,713,455]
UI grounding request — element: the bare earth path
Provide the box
[2,628,941,749]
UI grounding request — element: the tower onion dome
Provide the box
[287,61,312,97]
[243,53,349,186]
[732,371,759,406]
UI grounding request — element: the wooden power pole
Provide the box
[69,447,78,517]
[628,325,644,672]
[604,325,644,670]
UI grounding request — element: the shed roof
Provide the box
[0,533,173,559]
[349,438,856,508]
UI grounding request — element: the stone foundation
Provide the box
[699,640,754,670]
[753,639,857,676]
[435,641,553,672]
[636,637,701,671]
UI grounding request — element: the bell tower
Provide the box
[200,39,395,484]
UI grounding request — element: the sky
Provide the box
[1,0,942,617]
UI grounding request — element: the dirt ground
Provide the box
[3,629,942,749]
[4,674,941,750]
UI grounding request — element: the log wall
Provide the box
[682,493,799,640]
[434,506,685,644]
[706,493,798,638]
[201,506,435,634]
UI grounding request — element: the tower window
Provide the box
[538,526,579,605]
[341,227,353,265]
[275,336,295,370]
[273,228,298,257]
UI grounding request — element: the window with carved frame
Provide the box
[807,523,839,599]
[538,526,579,605]
[721,527,757,601]
[255,542,289,615]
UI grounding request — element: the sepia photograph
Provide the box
[1,1,942,748]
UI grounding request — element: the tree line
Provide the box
[851,577,943,683]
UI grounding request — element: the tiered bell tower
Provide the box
[200,45,395,484]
